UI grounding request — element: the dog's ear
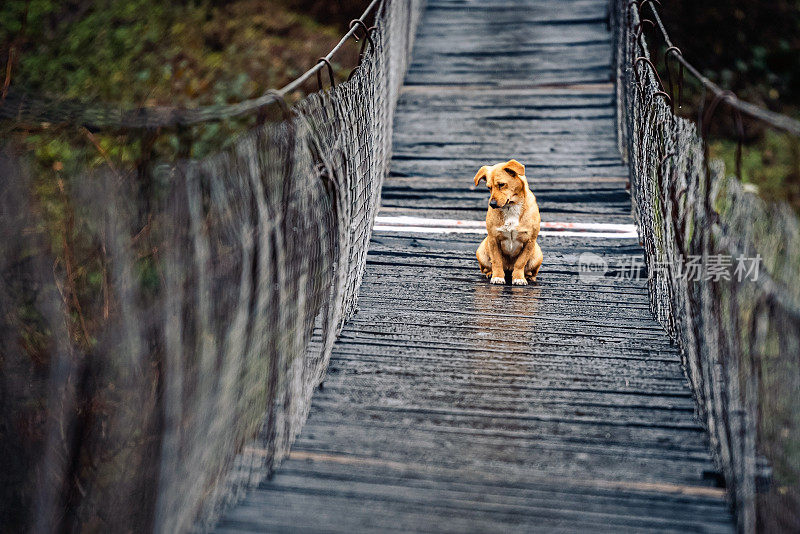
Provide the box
[503,159,525,178]
[473,166,489,187]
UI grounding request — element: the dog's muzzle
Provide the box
[489,199,499,208]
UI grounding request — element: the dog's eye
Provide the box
[498,183,506,189]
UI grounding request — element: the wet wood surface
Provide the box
[216,0,734,531]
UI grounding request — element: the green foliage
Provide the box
[710,131,800,213]
[0,0,359,107]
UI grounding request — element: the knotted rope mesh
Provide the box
[613,1,800,531]
[0,1,424,532]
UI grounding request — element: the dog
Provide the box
[474,159,543,285]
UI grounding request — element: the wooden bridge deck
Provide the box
[215,0,735,531]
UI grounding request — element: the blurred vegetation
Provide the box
[658,0,800,108]
[0,0,362,107]
[649,0,800,213]
[709,132,800,208]
[278,0,376,31]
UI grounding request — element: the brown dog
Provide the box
[474,159,543,285]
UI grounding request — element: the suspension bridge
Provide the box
[213,0,734,531]
[6,0,799,531]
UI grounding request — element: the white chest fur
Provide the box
[498,203,523,256]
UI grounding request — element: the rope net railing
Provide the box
[0,1,424,532]
[613,1,800,531]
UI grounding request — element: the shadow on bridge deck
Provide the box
[215,0,734,531]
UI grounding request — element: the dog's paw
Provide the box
[512,278,528,286]
[490,276,506,285]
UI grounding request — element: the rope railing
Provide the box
[614,1,800,531]
[0,2,425,533]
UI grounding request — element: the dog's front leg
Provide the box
[511,240,537,285]
[486,238,506,284]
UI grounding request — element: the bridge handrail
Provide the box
[614,1,800,531]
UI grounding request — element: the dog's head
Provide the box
[473,159,528,209]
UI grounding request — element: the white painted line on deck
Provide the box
[373,216,639,239]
